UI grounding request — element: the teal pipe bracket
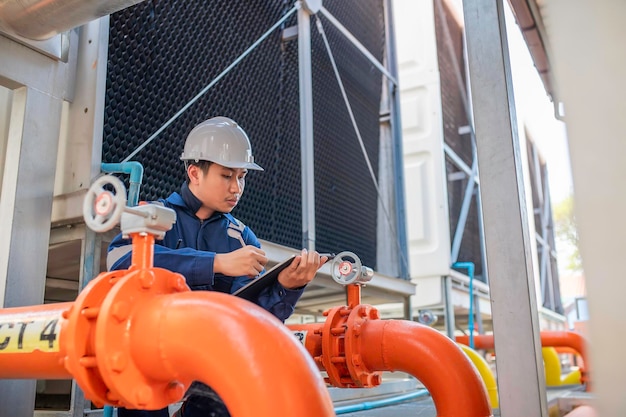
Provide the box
[452,262,476,349]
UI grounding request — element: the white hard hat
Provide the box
[180,116,263,171]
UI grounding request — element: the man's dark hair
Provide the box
[184,160,213,181]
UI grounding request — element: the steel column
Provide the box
[462,0,547,416]
[443,276,455,339]
[0,86,63,416]
[297,3,316,251]
[0,24,76,417]
[383,0,409,278]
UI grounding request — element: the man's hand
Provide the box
[214,246,268,277]
[278,249,329,290]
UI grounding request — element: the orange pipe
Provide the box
[456,331,590,389]
[129,232,154,270]
[555,346,585,368]
[0,290,334,415]
[0,302,72,379]
[127,291,334,415]
[290,321,493,417]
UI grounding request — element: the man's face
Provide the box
[191,162,247,215]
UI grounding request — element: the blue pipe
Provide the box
[334,389,430,414]
[453,262,475,349]
[101,162,144,207]
[102,406,114,417]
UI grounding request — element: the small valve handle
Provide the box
[330,251,373,286]
[83,175,127,232]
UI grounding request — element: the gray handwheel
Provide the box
[330,251,363,285]
[83,175,127,232]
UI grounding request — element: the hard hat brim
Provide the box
[220,160,264,171]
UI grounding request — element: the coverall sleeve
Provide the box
[108,234,218,288]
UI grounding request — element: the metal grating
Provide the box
[103,0,385,268]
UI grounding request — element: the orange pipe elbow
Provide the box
[290,321,493,417]
[456,331,590,389]
[127,291,334,416]
[362,321,492,417]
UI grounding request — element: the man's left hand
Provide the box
[277,249,329,290]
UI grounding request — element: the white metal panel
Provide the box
[543,0,626,415]
[52,18,109,225]
[393,0,452,284]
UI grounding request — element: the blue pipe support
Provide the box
[452,262,476,349]
[100,162,144,207]
[102,406,114,417]
[334,389,430,414]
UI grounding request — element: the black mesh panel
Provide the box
[103,0,385,268]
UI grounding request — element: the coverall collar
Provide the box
[181,181,203,215]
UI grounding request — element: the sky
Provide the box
[503,4,574,205]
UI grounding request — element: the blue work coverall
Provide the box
[107,182,305,417]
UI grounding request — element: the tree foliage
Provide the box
[553,194,582,272]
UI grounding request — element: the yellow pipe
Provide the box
[458,344,499,409]
[543,347,563,386]
[543,347,582,386]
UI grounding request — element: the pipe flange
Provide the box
[344,304,382,388]
[95,267,190,410]
[63,270,127,407]
[320,305,352,387]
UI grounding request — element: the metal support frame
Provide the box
[297,3,316,251]
[443,276,455,339]
[448,146,479,264]
[0,29,77,416]
[528,144,559,312]
[383,0,409,279]
[462,0,548,416]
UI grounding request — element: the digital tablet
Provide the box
[232,255,297,301]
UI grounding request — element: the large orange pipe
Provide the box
[0,302,71,379]
[128,291,335,416]
[0,290,334,416]
[290,320,493,417]
[456,331,590,388]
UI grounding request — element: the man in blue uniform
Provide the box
[107,116,328,417]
